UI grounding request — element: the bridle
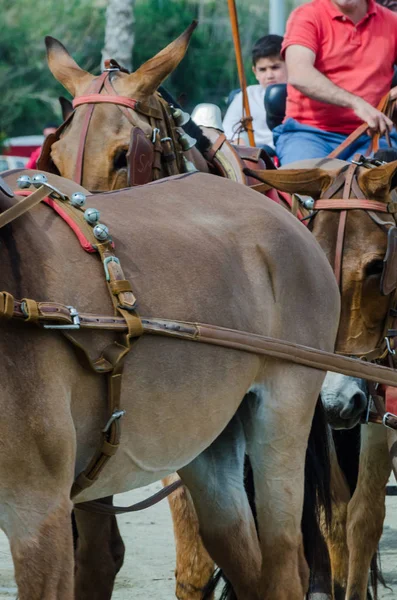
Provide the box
[305,159,397,363]
[38,61,186,188]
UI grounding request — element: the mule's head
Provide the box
[45,22,197,190]
[253,161,397,358]
[321,373,367,429]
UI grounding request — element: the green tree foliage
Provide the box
[0,0,105,137]
[134,0,271,111]
[1,0,297,138]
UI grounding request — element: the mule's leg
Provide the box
[0,405,76,598]
[345,423,391,600]
[9,496,74,600]
[162,473,215,600]
[244,365,327,600]
[74,497,125,600]
[179,410,262,600]
[323,437,351,600]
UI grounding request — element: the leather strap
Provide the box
[205,133,227,162]
[73,94,162,120]
[75,479,183,514]
[0,186,50,229]
[368,383,397,430]
[5,297,397,387]
[74,72,109,184]
[328,93,395,159]
[314,199,389,212]
[334,210,347,287]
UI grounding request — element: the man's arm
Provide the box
[285,45,393,135]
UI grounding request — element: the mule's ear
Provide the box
[45,36,94,97]
[59,96,73,121]
[247,168,333,198]
[132,21,197,95]
[358,160,397,200]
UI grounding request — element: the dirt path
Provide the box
[0,482,395,599]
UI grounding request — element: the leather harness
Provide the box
[38,61,184,187]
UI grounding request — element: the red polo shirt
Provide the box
[282,0,397,133]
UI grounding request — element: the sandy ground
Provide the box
[0,483,396,599]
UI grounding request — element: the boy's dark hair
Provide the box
[252,34,283,66]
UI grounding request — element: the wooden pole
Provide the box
[227,0,255,147]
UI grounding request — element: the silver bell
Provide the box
[17,175,32,189]
[93,223,109,241]
[178,132,197,151]
[84,207,100,225]
[303,198,315,210]
[172,108,190,127]
[32,173,48,188]
[182,156,198,173]
[70,192,86,207]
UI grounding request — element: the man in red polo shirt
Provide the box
[273,0,397,164]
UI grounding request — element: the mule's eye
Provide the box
[365,259,384,278]
[113,149,128,170]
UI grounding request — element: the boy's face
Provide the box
[252,56,287,88]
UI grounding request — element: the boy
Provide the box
[222,34,287,149]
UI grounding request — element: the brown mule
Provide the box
[0,168,341,600]
[251,159,397,600]
[42,25,269,600]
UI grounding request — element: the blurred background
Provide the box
[0,0,395,163]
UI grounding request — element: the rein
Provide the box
[328,92,396,159]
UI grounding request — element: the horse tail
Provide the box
[202,397,332,600]
[302,397,333,595]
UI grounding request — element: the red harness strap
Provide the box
[73,72,109,184]
[73,95,140,111]
[15,191,97,253]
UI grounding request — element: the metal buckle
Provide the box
[385,336,396,355]
[38,182,68,201]
[103,67,120,72]
[103,256,120,281]
[383,412,397,429]
[43,306,80,330]
[152,128,160,143]
[102,409,126,433]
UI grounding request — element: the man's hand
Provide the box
[390,86,397,101]
[352,97,393,136]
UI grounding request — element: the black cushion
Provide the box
[392,67,397,89]
[264,84,287,131]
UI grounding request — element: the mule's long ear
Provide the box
[358,160,397,200]
[45,37,94,97]
[132,21,197,95]
[247,168,333,198]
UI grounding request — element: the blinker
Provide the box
[381,226,397,296]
